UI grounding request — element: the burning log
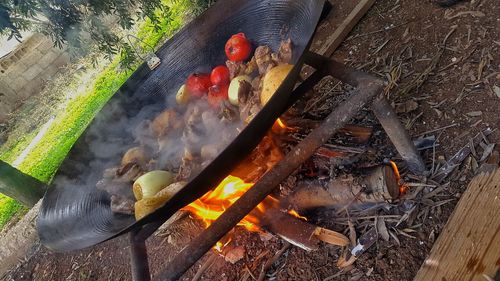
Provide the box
[257,203,349,251]
[283,165,400,211]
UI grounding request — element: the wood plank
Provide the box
[316,0,377,57]
[414,168,500,281]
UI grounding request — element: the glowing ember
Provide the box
[182,175,265,232]
[389,161,408,194]
[288,209,307,221]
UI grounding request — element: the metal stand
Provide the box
[129,230,151,281]
[127,53,426,281]
[372,97,427,174]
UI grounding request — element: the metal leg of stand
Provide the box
[372,96,427,175]
[305,51,427,175]
[129,230,151,281]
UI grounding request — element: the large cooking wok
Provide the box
[37,0,326,251]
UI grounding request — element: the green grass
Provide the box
[0,0,200,229]
[0,195,25,229]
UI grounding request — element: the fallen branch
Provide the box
[284,165,400,211]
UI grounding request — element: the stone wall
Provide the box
[0,34,70,123]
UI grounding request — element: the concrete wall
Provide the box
[0,34,70,123]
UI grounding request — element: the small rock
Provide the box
[466,111,482,117]
[437,155,446,163]
[493,85,500,99]
[395,100,419,113]
[366,267,374,277]
[429,229,436,243]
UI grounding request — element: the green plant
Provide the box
[5,0,195,183]
[0,0,205,226]
[0,194,25,230]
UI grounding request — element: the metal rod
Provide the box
[154,60,384,281]
[129,230,151,281]
[372,96,427,175]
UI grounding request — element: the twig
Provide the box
[257,242,291,281]
[346,21,413,41]
[337,215,402,221]
[417,123,458,137]
[438,44,478,72]
[192,253,217,281]
[372,39,390,55]
[397,26,456,97]
[405,182,438,187]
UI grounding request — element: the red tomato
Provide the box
[207,84,229,107]
[225,33,252,62]
[210,66,230,86]
[186,73,212,97]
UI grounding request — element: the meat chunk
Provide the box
[226,60,246,79]
[239,94,262,124]
[150,109,182,138]
[220,100,240,122]
[176,150,203,181]
[111,195,135,215]
[255,46,277,75]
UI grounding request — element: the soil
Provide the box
[2,0,499,280]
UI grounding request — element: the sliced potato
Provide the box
[176,84,190,105]
[228,75,251,106]
[132,170,174,200]
[260,64,294,106]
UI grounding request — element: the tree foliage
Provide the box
[0,0,213,67]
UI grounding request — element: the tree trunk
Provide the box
[0,160,46,207]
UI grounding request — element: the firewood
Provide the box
[284,165,399,211]
[257,202,349,251]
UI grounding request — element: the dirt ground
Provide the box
[2,0,499,280]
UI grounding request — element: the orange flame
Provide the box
[276,118,287,129]
[389,161,408,194]
[271,118,288,134]
[182,175,265,232]
[288,209,307,221]
[182,175,309,252]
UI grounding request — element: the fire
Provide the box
[272,118,298,133]
[389,161,408,194]
[288,209,307,221]
[276,118,287,129]
[182,175,265,232]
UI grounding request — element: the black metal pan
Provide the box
[37,0,326,251]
